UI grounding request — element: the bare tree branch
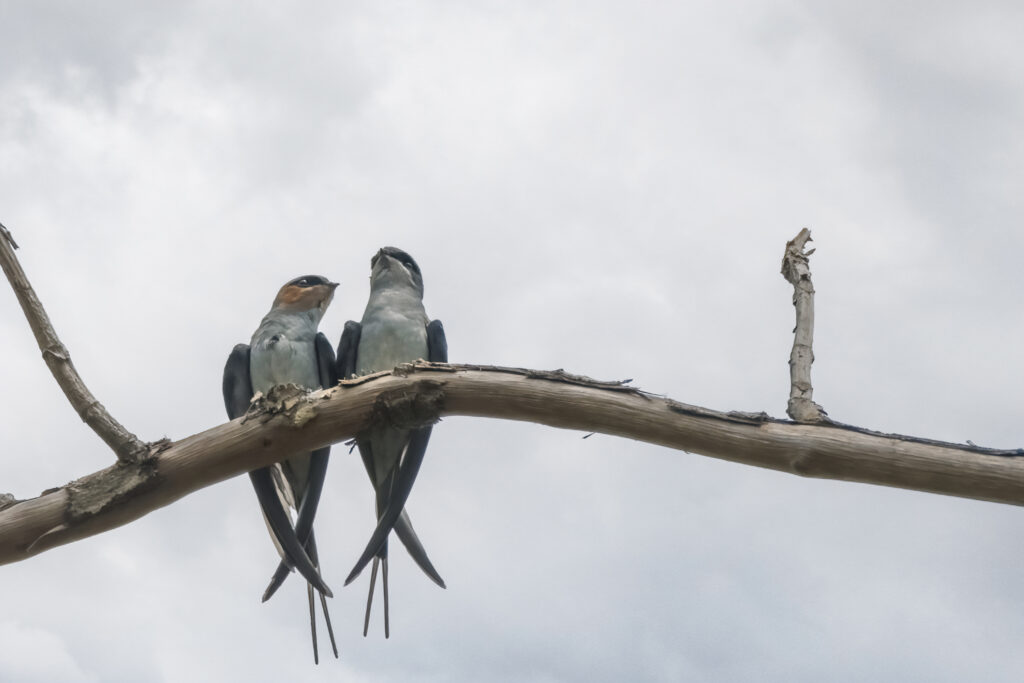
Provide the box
[0,224,147,463]
[1,362,1021,566]
[2,229,1021,570]
[781,227,829,423]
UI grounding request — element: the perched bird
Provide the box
[337,247,447,638]
[222,274,340,663]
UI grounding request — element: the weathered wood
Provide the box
[1,362,1021,566]
[781,228,829,423]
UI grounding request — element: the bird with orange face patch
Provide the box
[223,275,339,663]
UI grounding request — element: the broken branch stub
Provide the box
[781,228,829,423]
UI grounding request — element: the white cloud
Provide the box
[2,2,1023,681]
[0,621,97,682]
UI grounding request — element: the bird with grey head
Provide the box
[337,247,448,638]
[222,274,340,663]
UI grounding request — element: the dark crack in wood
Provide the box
[816,419,1024,459]
[667,400,782,425]
[337,369,394,387]
[342,362,650,399]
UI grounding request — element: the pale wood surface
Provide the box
[2,363,1021,566]
[781,227,828,423]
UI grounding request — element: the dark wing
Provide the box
[248,470,331,597]
[393,512,445,588]
[223,344,254,420]
[391,319,448,586]
[344,319,448,586]
[315,331,338,388]
[261,333,337,602]
[223,344,332,598]
[336,321,361,380]
[393,318,448,584]
[426,319,447,363]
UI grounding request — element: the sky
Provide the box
[1,1,1023,681]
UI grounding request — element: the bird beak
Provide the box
[328,282,339,290]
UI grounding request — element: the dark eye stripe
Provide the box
[379,247,420,275]
[287,275,328,288]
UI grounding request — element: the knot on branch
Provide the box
[42,343,70,362]
[114,441,156,466]
[247,384,325,428]
[368,380,446,432]
[789,448,823,476]
[146,438,173,458]
[787,398,830,424]
[0,493,19,511]
[67,460,161,523]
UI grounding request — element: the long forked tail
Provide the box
[250,468,331,597]
[362,553,391,638]
[307,584,339,663]
[262,448,332,603]
[346,429,433,586]
[308,584,320,664]
[320,590,338,657]
[306,533,338,663]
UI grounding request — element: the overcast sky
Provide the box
[2,2,1023,681]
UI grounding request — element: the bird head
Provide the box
[272,275,339,315]
[369,247,424,296]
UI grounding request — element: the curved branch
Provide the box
[1,363,1021,566]
[0,224,147,462]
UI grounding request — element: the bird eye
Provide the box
[296,278,309,286]
[404,261,413,268]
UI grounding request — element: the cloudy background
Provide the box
[2,1,1023,681]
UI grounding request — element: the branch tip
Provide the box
[0,222,19,249]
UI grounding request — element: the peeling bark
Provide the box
[1,362,1021,566]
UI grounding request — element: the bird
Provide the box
[337,247,447,638]
[222,274,340,663]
